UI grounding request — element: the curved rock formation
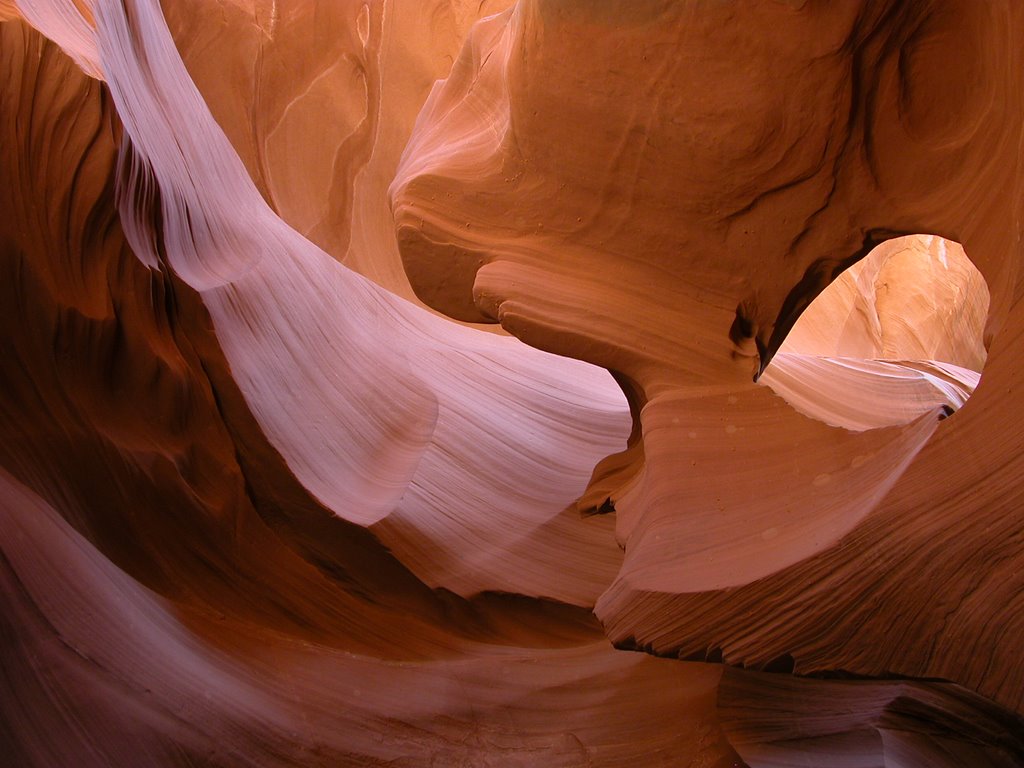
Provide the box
[3,0,1024,765]
[393,0,1024,713]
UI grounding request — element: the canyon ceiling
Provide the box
[2,0,1023,766]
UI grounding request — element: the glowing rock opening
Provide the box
[762,235,989,430]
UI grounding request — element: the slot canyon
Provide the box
[2,1,1023,765]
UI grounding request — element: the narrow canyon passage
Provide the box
[2,1,1024,766]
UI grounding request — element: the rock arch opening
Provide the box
[759,235,989,431]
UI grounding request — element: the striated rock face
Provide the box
[2,1,1023,766]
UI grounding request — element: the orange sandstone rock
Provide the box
[3,1,1024,765]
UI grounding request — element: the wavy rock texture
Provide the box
[3,0,1024,766]
[393,0,1024,709]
